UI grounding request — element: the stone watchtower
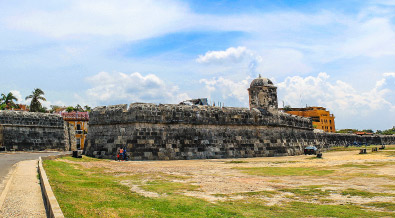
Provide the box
[248,74,278,110]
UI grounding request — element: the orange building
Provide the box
[61,112,89,150]
[283,107,335,133]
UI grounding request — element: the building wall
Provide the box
[285,107,336,133]
[0,111,76,151]
[85,104,395,160]
[65,120,88,150]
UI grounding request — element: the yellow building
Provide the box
[61,112,89,150]
[283,107,335,133]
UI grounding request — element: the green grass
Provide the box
[141,180,200,194]
[270,161,299,164]
[44,160,239,217]
[337,163,371,168]
[364,202,395,211]
[341,188,395,197]
[224,160,248,164]
[220,200,393,218]
[236,167,334,176]
[62,155,105,162]
[43,157,394,218]
[381,184,395,190]
[343,172,395,181]
[279,186,333,197]
[235,190,278,198]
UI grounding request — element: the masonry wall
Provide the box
[0,111,76,151]
[86,103,395,160]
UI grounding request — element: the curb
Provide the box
[38,156,66,218]
[0,163,18,212]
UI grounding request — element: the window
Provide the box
[76,124,81,130]
[312,116,320,122]
[76,138,81,149]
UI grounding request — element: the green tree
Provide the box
[362,129,374,133]
[50,105,61,113]
[283,105,292,111]
[336,129,359,134]
[382,128,395,135]
[25,88,46,112]
[84,105,91,112]
[0,92,19,109]
[66,106,75,113]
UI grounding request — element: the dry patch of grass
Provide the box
[363,202,395,211]
[235,167,334,176]
[224,160,248,164]
[341,188,395,198]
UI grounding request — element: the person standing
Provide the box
[119,148,124,161]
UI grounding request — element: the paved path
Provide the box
[0,152,67,217]
[0,160,46,217]
[0,152,64,185]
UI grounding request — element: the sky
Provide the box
[0,0,394,131]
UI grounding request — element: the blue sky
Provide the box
[0,0,394,130]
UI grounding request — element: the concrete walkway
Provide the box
[0,160,46,218]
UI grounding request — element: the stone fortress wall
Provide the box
[85,103,395,160]
[0,110,76,151]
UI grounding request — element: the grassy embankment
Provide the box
[43,146,395,218]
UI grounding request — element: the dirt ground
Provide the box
[61,146,395,209]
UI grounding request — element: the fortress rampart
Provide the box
[85,104,395,160]
[0,111,76,151]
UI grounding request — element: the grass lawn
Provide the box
[44,156,395,218]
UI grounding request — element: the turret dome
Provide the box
[250,74,274,87]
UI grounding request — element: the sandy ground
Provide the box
[61,147,395,209]
[0,160,46,218]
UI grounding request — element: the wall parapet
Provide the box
[0,111,64,127]
[0,111,74,151]
[89,103,313,129]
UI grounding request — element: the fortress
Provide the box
[0,76,393,156]
[84,76,395,160]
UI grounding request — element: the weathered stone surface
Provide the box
[88,103,312,129]
[0,111,75,151]
[85,104,395,160]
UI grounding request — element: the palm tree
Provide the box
[25,88,46,112]
[1,92,19,109]
[84,105,91,112]
[75,104,84,112]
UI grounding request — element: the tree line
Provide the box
[0,89,91,113]
[336,128,395,135]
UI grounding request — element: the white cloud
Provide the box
[196,46,312,77]
[85,71,189,105]
[9,90,25,104]
[5,0,189,40]
[196,47,253,64]
[278,72,394,112]
[277,72,395,128]
[341,18,395,58]
[199,77,250,105]
[254,48,312,76]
